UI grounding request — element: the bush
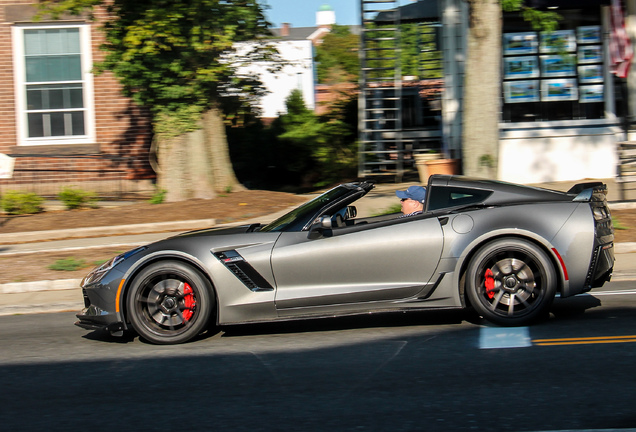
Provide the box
[148,188,167,204]
[1,190,44,215]
[58,187,97,210]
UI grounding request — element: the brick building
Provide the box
[0,1,154,197]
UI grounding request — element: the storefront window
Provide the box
[501,8,605,123]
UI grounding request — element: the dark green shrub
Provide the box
[58,187,97,210]
[1,190,44,215]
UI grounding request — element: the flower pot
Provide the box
[424,159,461,177]
[414,153,441,183]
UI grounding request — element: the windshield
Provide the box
[260,185,357,232]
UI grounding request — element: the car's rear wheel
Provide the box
[126,260,214,344]
[465,238,556,326]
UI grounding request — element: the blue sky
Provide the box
[261,0,358,28]
[261,1,414,28]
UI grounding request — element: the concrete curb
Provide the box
[616,242,636,253]
[0,302,82,316]
[0,219,216,245]
[0,278,81,294]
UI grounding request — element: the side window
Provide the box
[12,24,95,145]
[427,187,492,211]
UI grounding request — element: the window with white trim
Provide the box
[12,24,95,145]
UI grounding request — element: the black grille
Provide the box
[226,263,259,290]
[214,250,274,292]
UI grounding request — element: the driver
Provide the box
[396,185,426,217]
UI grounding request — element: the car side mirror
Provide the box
[346,206,357,219]
[307,215,331,240]
[319,215,332,229]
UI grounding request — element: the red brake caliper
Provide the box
[484,268,495,299]
[182,283,196,321]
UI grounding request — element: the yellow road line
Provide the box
[532,335,636,346]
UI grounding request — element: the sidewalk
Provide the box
[1,178,635,316]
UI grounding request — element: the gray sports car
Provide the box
[76,175,615,344]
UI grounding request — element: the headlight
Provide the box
[82,246,146,286]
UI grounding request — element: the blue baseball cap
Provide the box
[396,185,427,203]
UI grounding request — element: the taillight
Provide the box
[592,206,609,221]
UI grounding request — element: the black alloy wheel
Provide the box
[127,260,214,344]
[466,238,557,326]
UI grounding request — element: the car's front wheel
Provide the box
[465,238,557,326]
[126,260,214,344]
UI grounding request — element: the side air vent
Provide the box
[213,250,273,292]
[225,263,259,290]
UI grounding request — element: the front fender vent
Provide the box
[213,250,273,292]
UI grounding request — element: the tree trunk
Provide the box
[156,133,191,202]
[201,106,245,194]
[156,106,244,202]
[462,0,502,178]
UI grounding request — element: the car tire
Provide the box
[126,260,214,344]
[465,238,556,326]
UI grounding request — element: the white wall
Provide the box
[237,40,315,118]
[498,122,620,183]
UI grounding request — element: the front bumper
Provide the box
[75,269,127,334]
[75,304,125,334]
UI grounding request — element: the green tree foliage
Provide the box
[315,25,360,84]
[313,94,358,187]
[39,0,278,137]
[228,89,358,189]
[400,23,442,79]
[315,23,441,84]
[277,89,322,176]
[361,22,442,82]
[501,0,561,32]
[277,90,357,187]
[39,0,280,200]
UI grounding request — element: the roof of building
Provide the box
[270,25,361,41]
[374,0,440,24]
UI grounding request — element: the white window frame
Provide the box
[12,22,96,146]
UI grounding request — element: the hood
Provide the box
[173,223,260,239]
[140,222,281,258]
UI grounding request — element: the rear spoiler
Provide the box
[568,182,608,202]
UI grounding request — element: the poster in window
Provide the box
[578,64,603,83]
[540,55,576,77]
[503,56,540,79]
[503,32,538,55]
[579,85,604,103]
[577,26,601,44]
[503,80,540,103]
[578,45,602,64]
[540,30,576,53]
[541,79,578,101]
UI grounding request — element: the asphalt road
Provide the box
[1,281,636,431]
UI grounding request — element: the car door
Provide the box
[271,216,444,315]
